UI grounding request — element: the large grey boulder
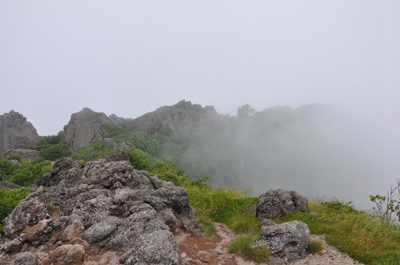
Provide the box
[253,220,310,263]
[256,189,309,219]
[1,152,199,265]
[0,111,39,155]
[5,149,40,160]
[63,108,118,151]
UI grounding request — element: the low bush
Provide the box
[72,140,111,162]
[40,143,71,160]
[0,187,33,232]
[0,158,52,186]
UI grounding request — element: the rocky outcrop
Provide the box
[0,111,39,155]
[5,149,41,160]
[0,152,199,265]
[253,220,310,263]
[132,100,230,135]
[256,189,309,219]
[63,108,118,151]
[0,181,22,189]
[104,138,130,151]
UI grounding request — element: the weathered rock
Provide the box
[49,244,85,265]
[0,181,22,189]
[0,111,39,155]
[253,220,310,263]
[104,138,130,151]
[63,108,118,151]
[260,219,276,227]
[14,252,38,265]
[36,157,83,187]
[9,159,22,167]
[119,230,182,265]
[1,152,199,265]
[0,238,22,253]
[256,189,309,219]
[3,191,50,239]
[132,100,229,136]
[4,149,40,160]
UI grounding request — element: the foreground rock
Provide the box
[256,189,309,219]
[0,111,40,155]
[0,152,199,265]
[253,220,310,264]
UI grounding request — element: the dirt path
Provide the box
[178,223,364,265]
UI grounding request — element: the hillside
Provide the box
[0,100,382,208]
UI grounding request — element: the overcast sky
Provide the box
[0,1,397,135]
[1,1,399,205]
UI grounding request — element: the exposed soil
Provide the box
[178,223,365,265]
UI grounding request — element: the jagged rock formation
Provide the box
[256,189,309,219]
[131,100,230,135]
[63,108,118,151]
[253,220,311,263]
[0,152,199,265]
[0,111,39,155]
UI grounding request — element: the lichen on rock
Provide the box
[0,152,199,265]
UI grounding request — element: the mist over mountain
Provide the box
[0,101,385,208]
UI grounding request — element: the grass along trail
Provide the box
[178,223,364,265]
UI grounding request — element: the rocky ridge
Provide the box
[0,152,199,265]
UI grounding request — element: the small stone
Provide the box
[217,250,225,255]
[320,250,327,255]
[181,252,187,259]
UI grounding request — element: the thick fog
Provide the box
[181,105,386,209]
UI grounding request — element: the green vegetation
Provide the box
[23,135,71,160]
[370,179,400,223]
[229,233,270,263]
[103,125,160,157]
[0,157,52,186]
[0,187,33,232]
[71,140,112,162]
[0,120,399,264]
[308,240,323,254]
[275,200,400,265]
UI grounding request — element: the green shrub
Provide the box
[0,187,33,232]
[0,158,17,181]
[40,143,71,160]
[72,140,111,162]
[6,159,52,186]
[0,158,52,186]
[103,125,160,157]
[126,148,159,171]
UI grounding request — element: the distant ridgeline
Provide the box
[0,100,326,189]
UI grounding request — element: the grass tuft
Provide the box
[229,232,270,263]
[308,240,323,254]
